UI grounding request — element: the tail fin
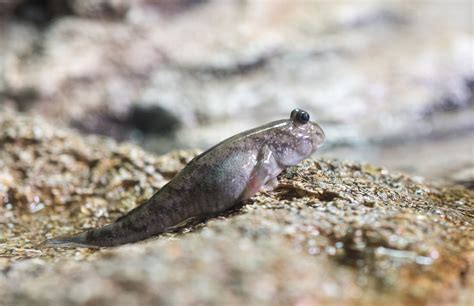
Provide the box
[39,231,107,248]
[40,232,99,248]
[40,212,161,248]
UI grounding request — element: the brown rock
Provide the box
[0,108,472,306]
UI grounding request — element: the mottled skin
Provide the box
[44,109,325,247]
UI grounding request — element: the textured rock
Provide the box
[0,108,472,306]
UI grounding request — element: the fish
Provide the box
[42,109,325,247]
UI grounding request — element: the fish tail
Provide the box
[41,214,156,248]
[41,231,96,248]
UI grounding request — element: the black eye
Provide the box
[290,109,310,124]
[299,111,310,123]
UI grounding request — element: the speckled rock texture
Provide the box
[0,109,473,306]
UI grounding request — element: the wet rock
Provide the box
[0,108,472,306]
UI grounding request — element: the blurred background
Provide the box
[0,0,473,185]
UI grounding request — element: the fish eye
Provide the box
[299,111,310,123]
[290,109,310,124]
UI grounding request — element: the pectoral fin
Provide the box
[241,146,279,200]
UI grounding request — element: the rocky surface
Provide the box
[0,108,473,306]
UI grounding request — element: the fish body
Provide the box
[44,109,325,247]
